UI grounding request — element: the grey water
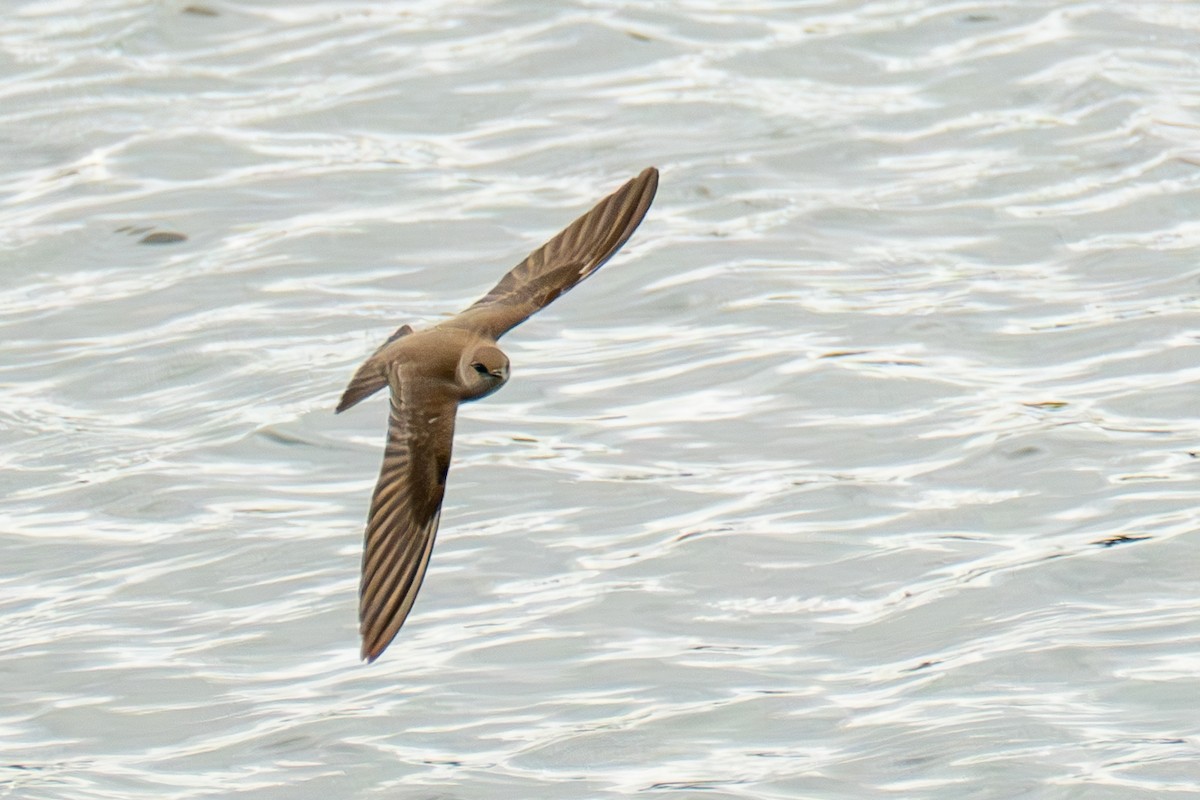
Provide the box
[2,1,1199,797]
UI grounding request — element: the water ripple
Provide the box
[4,0,1200,798]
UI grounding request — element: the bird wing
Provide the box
[453,167,658,341]
[358,365,458,662]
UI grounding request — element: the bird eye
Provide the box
[472,363,489,375]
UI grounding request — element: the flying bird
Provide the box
[337,167,659,662]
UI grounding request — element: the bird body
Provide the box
[359,327,508,402]
[338,167,658,662]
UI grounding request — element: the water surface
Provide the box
[3,1,1199,798]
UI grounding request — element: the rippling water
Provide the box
[3,1,1200,797]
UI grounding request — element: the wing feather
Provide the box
[358,367,458,662]
[455,167,658,339]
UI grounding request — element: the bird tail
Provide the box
[335,324,413,413]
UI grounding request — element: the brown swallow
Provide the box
[337,167,659,662]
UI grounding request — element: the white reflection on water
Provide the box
[3,0,1200,798]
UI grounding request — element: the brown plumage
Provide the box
[337,167,659,662]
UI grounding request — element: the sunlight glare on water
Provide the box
[2,1,1200,798]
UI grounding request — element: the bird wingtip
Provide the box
[634,167,659,205]
[639,166,659,187]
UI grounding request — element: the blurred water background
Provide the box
[3,1,1200,797]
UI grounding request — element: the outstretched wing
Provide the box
[358,366,458,662]
[454,167,658,340]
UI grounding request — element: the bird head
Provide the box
[459,344,509,401]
